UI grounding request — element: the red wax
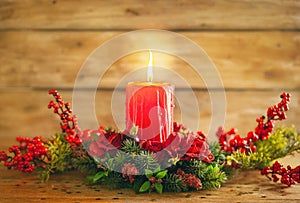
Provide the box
[125,82,174,143]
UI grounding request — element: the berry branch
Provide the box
[48,89,81,145]
[216,92,300,187]
[261,161,300,186]
[217,93,291,154]
[0,136,48,172]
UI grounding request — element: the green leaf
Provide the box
[133,176,147,194]
[84,175,94,185]
[153,166,161,173]
[154,182,163,194]
[104,170,110,176]
[93,156,102,164]
[155,170,168,179]
[139,181,151,193]
[145,169,153,178]
[207,165,213,172]
[93,171,105,182]
[213,166,219,174]
[91,134,99,141]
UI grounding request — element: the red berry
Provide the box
[240,147,247,154]
[272,174,279,182]
[228,128,238,135]
[249,144,256,152]
[229,139,237,147]
[156,178,162,184]
[149,177,156,183]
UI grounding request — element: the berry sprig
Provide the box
[255,92,291,141]
[0,89,85,174]
[121,163,139,184]
[261,161,300,187]
[48,89,81,145]
[0,136,48,173]
[217,92,291,154]
[175,169,202,190]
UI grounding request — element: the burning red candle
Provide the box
[126,82,174,142]
[125,51,174,143]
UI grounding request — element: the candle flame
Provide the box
[147,50,153,82]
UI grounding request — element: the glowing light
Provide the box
[147,50,153,82]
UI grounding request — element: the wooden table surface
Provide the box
[1,163,299,203]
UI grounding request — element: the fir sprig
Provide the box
[121,138,142,154]
[198,164,227,190]
[163,174,188,192]
[228,126,300,169]
[179,159,202,175]
[256,126,300,158]
[40,133,74,181]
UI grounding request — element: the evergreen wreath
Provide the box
[0,90,299,193]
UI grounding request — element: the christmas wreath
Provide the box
[0,90,299,194]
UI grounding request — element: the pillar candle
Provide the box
[125,82,174,143]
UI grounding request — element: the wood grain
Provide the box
[0,90,299,151]
[0,165,299,203]
[0,0,299,30]
[0,31,299,89]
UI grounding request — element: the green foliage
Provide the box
[39,133,74,181]
[145,169,153,178]
[180,160,202,176]
[39,133,99,181]
[256,126,300,159]
[209,142,226,164]
[133,176,147,193]
[102,172,131,189]
[85,141,162,193]
[163,174,187,192]
[228,152,271,169]
[154,182,163,194]
[198,164,227,190]
[121,138,142,155]
[86,169,132,189]
[138,169,167,194]
[144,168,167,179]
[103,150,160,174]
[115,139,161,173]
[72,154,98,175]
[105,151,130,172]
[155,170,168,179]
[139,181,151,193]
[93,170,110,182]
[111,173,131,189]
[134,151,160,172]
[36,125,299,193]
[176,160,227,190]
[229,126,300,169]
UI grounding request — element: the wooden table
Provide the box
[1,165,299,203]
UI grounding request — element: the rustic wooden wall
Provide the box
[0,0,300,151]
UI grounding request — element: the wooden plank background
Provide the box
[0,0,300,151]
[1,0,299,30]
